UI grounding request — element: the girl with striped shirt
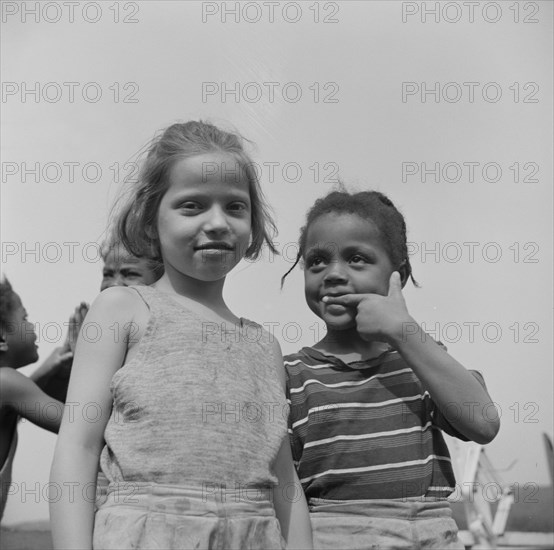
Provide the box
[283,190,499,549]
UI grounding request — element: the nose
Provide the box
[103,274,126,290]
[323,261,348,285]
[112,274,127,287]
[204,205,230,234]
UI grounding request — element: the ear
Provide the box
[397,260,409,288]
[0,334,8,353]
[144,223,161,259]
[144,223,157,240]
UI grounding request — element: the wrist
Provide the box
[387,316,419,347]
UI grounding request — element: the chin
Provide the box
[325,320,356,331]
[195,269,232,282]
[319,312,356,331]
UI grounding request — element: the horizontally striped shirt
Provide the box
[285,346,485,501]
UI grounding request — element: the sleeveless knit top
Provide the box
[100,286,288,488]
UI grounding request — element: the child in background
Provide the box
[100,240,163,291]
[0,277,86,520]
[283,190,499,549]
[51,121,312,549]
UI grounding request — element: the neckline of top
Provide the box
[136,285,247,329]
[299,345,395,370]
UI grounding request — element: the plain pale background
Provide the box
[1,0,552,524]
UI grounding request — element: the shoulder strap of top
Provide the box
[126,285,180,313]
[126,284,155,306]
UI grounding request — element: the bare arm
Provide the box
[273,437,313,549]
[0,368,63,432]
[50,289,142,550]
[271,341,313,549]
[391,324,499,443]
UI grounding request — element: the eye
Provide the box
[102,270,113,277]
[179,201,202,213]
[349,254,367,264]
[227,201,249,214]
[306,255,326,269]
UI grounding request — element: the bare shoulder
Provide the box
[95,286,144,311]
[89,286,148,324]
[89,287,151,353]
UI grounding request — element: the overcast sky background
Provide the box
[1,0,552,524]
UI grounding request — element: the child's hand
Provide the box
[62,302,89,354]
[322,272,412,343]
[42,347,74,379]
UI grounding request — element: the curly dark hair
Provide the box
[282,190,417,287]
[0,277,18,333]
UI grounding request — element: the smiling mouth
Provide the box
[194,242,234,251]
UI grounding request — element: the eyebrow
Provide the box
[172,186,251,198]
[341,244,378,256]
[304,246,331,257]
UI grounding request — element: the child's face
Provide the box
[100,245,158,291]
[156,153,252,282]
[303,212,395,330]
[2,293,39,368]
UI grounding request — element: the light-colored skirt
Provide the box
[93,482,286,550]
[309,497,464,550]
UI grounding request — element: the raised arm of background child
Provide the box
[63,302,89,353]
[0,368,63,432]
[271,341,313,549]
[49,288,138,550]
[31,302,89,402]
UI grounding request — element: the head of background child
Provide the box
[0,277,38,368]
[115,121,277,280]
[100,239,164,291]
[282,190,417,328]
